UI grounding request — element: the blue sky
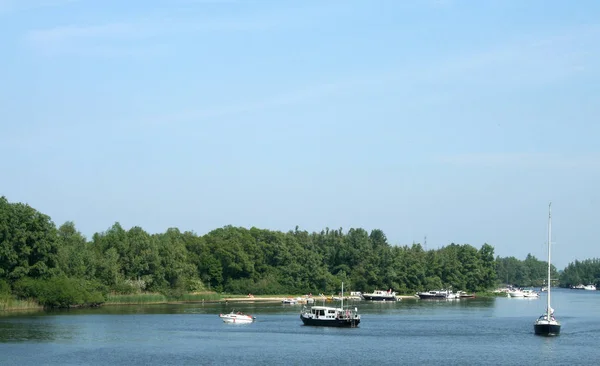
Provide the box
[1,0,599,269]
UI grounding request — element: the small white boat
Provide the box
[282,298,298,305]
[583,284,597,291]
[219,311,256,324]
[508,289,524,298]
[523,289,540,298]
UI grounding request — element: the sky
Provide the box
[1,0,599,269]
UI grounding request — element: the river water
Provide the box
[1,288,599,365]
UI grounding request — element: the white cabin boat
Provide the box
[523,289,540,298]
[219,311,256,324]
[507,289,524,298]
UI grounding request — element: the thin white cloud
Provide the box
[0,0,76,14]
[435,153,600,169]
[25,17,279,44]
[27,23,143,43]
[22,2,334,55]
[115,23,600,128]
[139,82,347,128]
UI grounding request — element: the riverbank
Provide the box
[1,292,479,312]
[0,296,43,312]
[221,294,419,303]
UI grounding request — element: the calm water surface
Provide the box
[1,288,600,365]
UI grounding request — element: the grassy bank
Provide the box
[104,292,224,305]
[104,293,168,305]
[0,295,43,312]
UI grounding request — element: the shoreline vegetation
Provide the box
[2,291,509,312]
[1,196,598,313]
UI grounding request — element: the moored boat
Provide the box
[417,289,457,300]
[219,311,256,324]
[523,289,540,298]
[456,291,475,298]
[361,289,398,301]
[507,289,525,298]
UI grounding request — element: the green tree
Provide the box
[0,197,59,282]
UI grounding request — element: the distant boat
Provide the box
[456,291,475,299]
[534,203,561,336]
[583,284,597,291]
[507,289,525,298]
[362,289,398,301]
[523,289,540,298]
[417,289,457,300]
[282,298,298,305]
[300,282,361,327]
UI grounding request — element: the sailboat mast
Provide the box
[547,202,552,314]
[341,282,344,309]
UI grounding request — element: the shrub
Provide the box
[12,277,105,308]
[0,279,10,295]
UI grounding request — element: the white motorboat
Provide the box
[583,284,597,291]
[219,311,256,324]
[507,289,525,298]
[523,289,540,298]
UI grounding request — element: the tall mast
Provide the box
[341,282,344,309]
[547,202,552,315]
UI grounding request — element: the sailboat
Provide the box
[533,202,561,336]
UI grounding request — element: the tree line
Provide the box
[0,196,596,307]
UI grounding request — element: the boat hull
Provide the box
[417,294,448,300]
[362,295,397,301]
[219,313,255,324]
[534,323,561,336]
[300,315,360,327]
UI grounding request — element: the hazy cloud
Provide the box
[0,0,77,14]
[435,152,600,169]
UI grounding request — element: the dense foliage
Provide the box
[559,259,600,287]
[495,254,560,287]
[0,196,596,308]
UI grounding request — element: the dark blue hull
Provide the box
[300,315,360,327]
[417,294,446,299]
[534,323,561,336]
[362,295,397,301]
